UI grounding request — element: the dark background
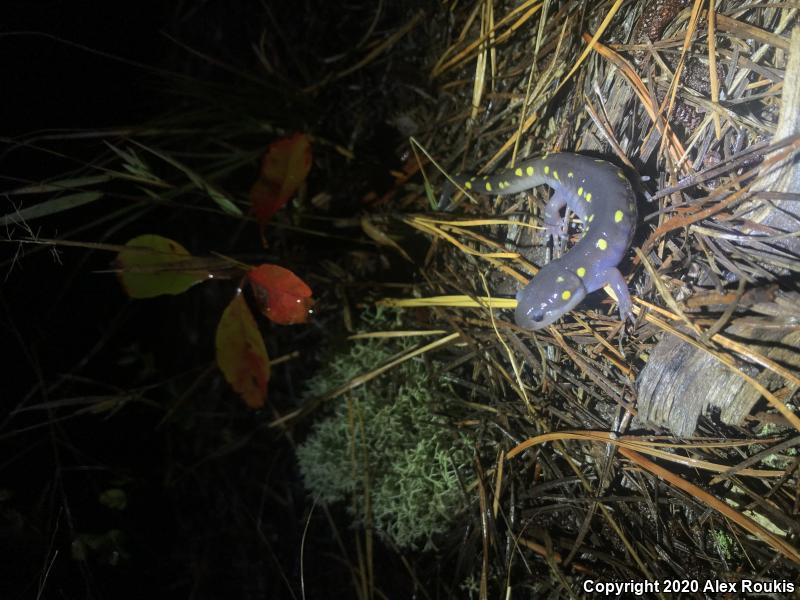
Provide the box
[1,1,420,598]
[3,1,167,134]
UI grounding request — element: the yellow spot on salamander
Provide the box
[576,267,586,278]
[561,290,571,301]
[567,172,574,178]
[526,166,534,176]
[503,181,511,188]
[515,168,523,177]
[585,192,592,203]
[577,186,583,196]
[544,165,550,175]
[614,210,624,223]
[553,170,559,180]
[465,181,472,190]
[596,238,608,250]
[556,275,565,283]
[588,214,594,222]
[497,181,505,190]
[485,182,493,192]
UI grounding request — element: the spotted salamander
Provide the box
[450,153,637,329]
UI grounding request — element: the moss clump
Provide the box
[296,319,472,550]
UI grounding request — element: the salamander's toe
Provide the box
[544,219,566,244]
[618,298,635,327]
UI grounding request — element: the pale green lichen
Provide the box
[711,529,735,560]
[296,313,472,550]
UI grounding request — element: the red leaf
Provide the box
[247,264,313,325]
[250,133,312,227]
[215,293,270,408]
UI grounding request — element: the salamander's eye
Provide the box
[530,311,544,323]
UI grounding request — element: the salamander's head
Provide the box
[514,265,586,329]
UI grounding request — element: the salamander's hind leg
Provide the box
[601,267,634,326]
[543,190,569,244]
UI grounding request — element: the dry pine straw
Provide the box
[368,0,800,577]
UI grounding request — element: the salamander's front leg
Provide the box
[543,190,568,244]
[601,267,634,325]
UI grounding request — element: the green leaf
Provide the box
[130,141,243,216]
[104,143,166,185]
[10,175,113,195]
[1,191,104,226]
[117,234,207,298]
[99,488,127,511]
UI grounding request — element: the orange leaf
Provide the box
[247,264,313,325]
[215,293,270,408]
[250,133,312,227]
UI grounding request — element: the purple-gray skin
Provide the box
[453,153,637,329]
